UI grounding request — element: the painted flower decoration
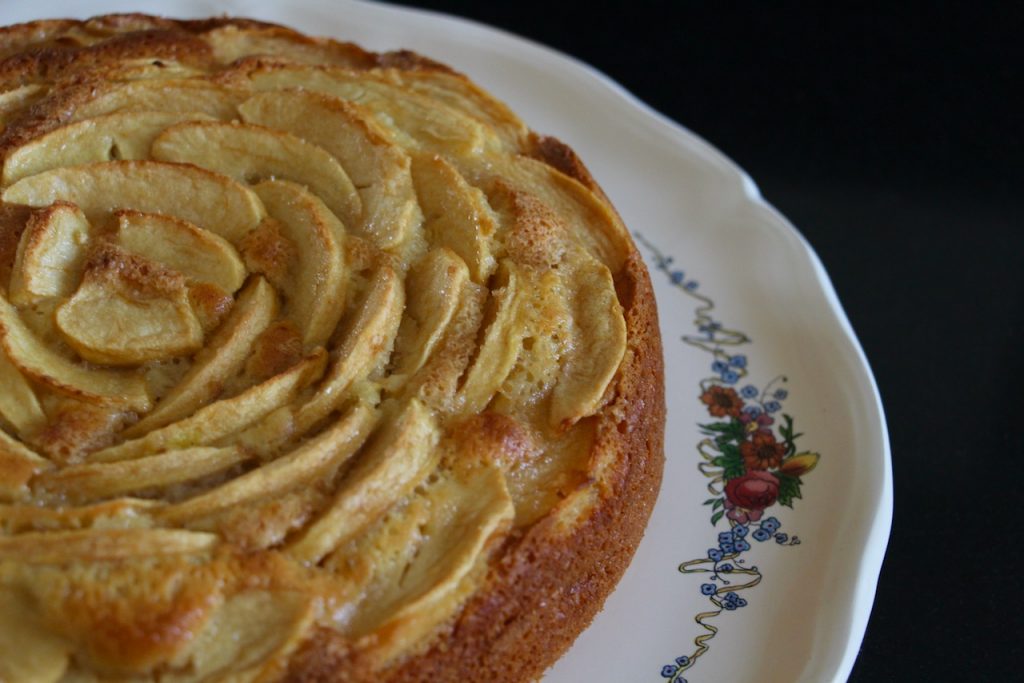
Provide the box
[779,452,820,477]
[739,408,774,434]
[724,471,780,523]
[740,431,786,470]
[699,385,744,418]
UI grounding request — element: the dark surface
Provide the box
[385,2,1022,680]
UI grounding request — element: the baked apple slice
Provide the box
[288,399,439,565]
[7,202,91,306]
[457,264,524,414]
[2,111,213,186]
[151,120,362,230]
[0,293,150,411]
[411,154,498,283]
[346,461,513,660]
[93,349,327,462]
[164,590,315,683]
[0,528,217,563]
[161,404,377,524]
[70,79,247,122]
[239,90,420,249]
[0,347,46,438]
[35,445,246,504]
[2,160,265,244]
[391,248,469,378]
[54,245,203,366]
[0,429,51,501]
[114,210,246,294]
[247,65,492,157]
[550,258,627,428]
[252,180,346,348]
[294,264,403,432]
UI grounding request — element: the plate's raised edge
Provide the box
[749,203,893,683]
[349,3,895,680]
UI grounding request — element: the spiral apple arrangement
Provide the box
[0,16,644,682]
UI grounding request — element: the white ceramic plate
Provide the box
[0,2,893,681]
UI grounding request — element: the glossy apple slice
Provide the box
[294,264,403,432]
[394,276,488,413]
[35,446,246,504]
[163,591,314,683]
[401,68,528,149]
[0,346,45,438]
[347,462,513,660]
[247,65,492,157]
[114,210,246,294]
[151,120,362,230]
[457,265,524,414]
[391,248,469,378]
[0,497,158,533]
[549,258,627,428]
[0,528,217,563]
[252,180,346,347]
[2,110,214,186]
[411,155,497,283]
[8,202,91,306]
[55,245,204,366]
[287,399,439,565]
[0,429,51,502]
[160,403,376,524]
[239,90,419,249]
[70,79,247,122]
[2,160,265,244]
[0,293,151,411]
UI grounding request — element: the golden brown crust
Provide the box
[530,134,600,192]
[0,202,30,283]
[240,219,296,286]
[0,19,81,58]
[0,14,665,682]
[0,78,105,157]
[530,133,621,213]
[0,14,373,88]
[450,411,542,469]
[188,282,234,333]
[247,320,306,382]
[32,400,126,464]
[0,28,211,85]
[85,241,187,298]
[373,49,456,74]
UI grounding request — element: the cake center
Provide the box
[55,242,203,365]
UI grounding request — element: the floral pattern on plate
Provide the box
[635,233,821,683]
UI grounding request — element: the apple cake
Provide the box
[0,14,664,683]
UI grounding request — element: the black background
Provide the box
[385,2,1022,680]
